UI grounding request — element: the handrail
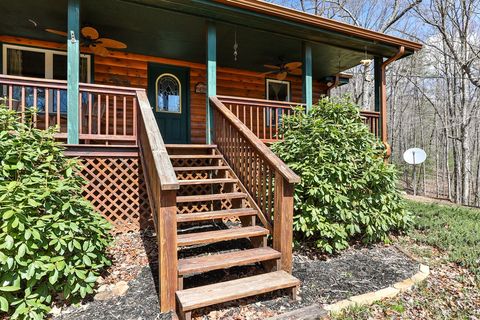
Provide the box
[211,96,299,272]
[0,74,139,95]
[136,89,178,312]
[0,74,140,144]
[136,90,179,190]
[217,95,381,140]
[217,95,306,108]
[211,96,300,184]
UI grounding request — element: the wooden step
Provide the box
[169,154,223,160]
[178,178,237,186]
[178,247,281,276]
[176,271,300,314]
[176,192,247,203]
[173,166,229,171]
[177,226,268,247]
[165,144,217,149]
[176,208,257,223]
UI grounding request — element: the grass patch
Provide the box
[405,200,480,275]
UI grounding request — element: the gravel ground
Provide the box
[52,231,419,320]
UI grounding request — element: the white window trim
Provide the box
[2,43,91,82]
[266,78,291,102]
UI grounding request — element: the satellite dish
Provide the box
[403,148,427,165]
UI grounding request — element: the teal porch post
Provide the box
[206,21,217,144]
[302,42,312,112]
[67,0,80,144]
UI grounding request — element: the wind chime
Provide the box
[361,47,373,82]
[233,29,239,61]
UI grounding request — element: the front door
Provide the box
[147,63,190,144]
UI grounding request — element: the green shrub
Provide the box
[272,97,411,253]
[0,106,112,319]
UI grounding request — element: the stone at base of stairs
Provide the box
[267,304,327,320]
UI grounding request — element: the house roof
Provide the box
[213,0,422,53]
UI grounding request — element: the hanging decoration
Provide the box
[233,29,239,61]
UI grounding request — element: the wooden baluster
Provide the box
[249,104,253,132]
[269,107,273,141]
[56,90,61,129]
[8,85,13,110]
[275,107,279,140]
[33,88,37,125]
[113,95,117,136]
[106,95,110,137]
[44,89,49,128]
[273,173,294,273]
[256,106,260,138]
[79,93,83,135]
[97,94,102,135]
[123,96,127,135]
[133,97,137,138]
[263,108,266,141]
[20,86,25,123]
[88,93,92,134]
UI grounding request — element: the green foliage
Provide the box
[272,97,411,253]
[0,106,112,319]
[406,200,480,276]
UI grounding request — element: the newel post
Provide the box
[273,172,294,273]
[158,189,178,312]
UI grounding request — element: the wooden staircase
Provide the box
[166,144,300,320]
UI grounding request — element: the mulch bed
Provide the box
[331,237,480,320]
[53,231,419,320]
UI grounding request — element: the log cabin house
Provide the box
[0,0,421,318]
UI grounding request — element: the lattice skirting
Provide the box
[69,148,151,233]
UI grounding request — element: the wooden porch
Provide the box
[0,0,421,317]
[0,73,380,318]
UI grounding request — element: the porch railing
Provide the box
[0,74,138,145]
[217,95,381,142]
[210,96,300,272]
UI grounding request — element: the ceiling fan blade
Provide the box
[277,72,288,81]
[261,71,278,76]
[289,68,302,76]
[82,26,99,40]
[46,28,68,37]
[91,45,109,56]
[97,38,127,49]
[263,64,281,70]
[285,61,302,69]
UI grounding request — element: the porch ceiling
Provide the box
[0,0,386,79]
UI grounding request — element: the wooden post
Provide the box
[67,0,80,144]
[158,189,178,312]
[206,21,217,144]
[374,57,382,114]
[273,172,294,273]
[302,42,313,112]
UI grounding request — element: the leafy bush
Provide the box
[272,97,411,253]
[0,106,112,319]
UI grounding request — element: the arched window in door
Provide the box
[155,73,182,113]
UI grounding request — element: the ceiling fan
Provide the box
[45,26,127,56]
[262,61,303,81]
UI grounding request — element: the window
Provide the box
[2,44,91,113]
[266,79,290,127]
[266,79,290,102]
[156,74,181,113]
